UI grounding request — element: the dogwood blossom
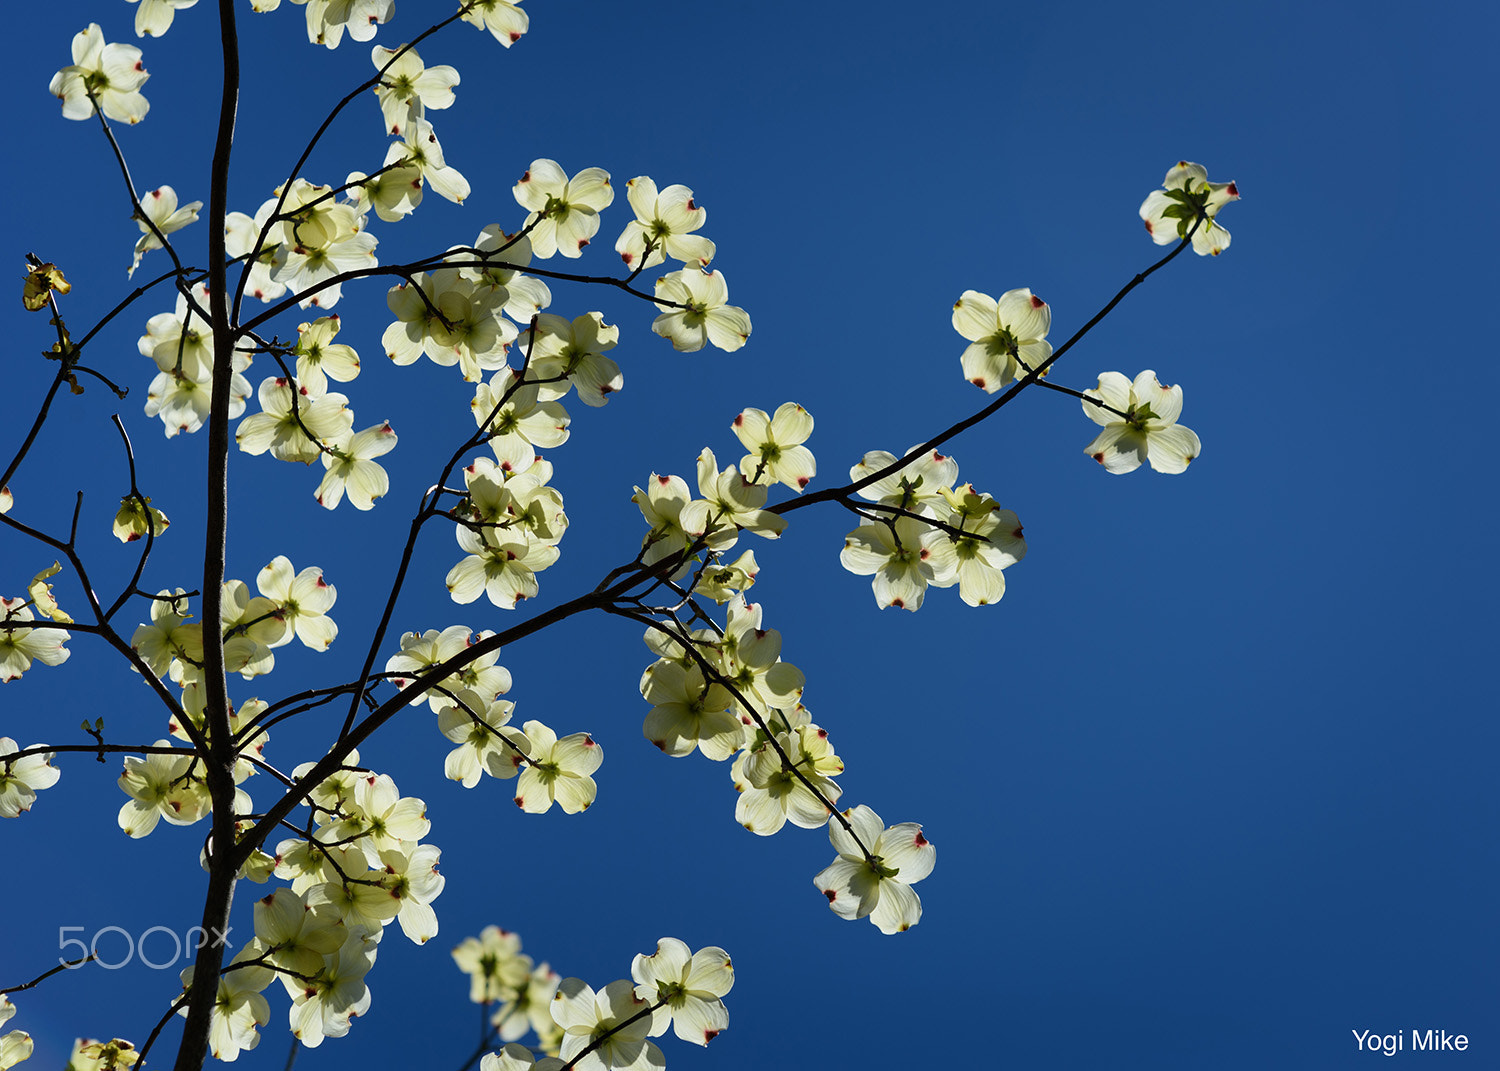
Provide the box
[616,178,715,270]
[177,952,272,1062]
[383,270,515,381]
[695,448,785,538]
[219,579,286,679]
[733,724,842,835]
[140,285,253,436]
[404,270,515,379]
[0,599,71,682]
[452,926,531,1005]
[345,160,424,223]
[849,447,958,517]
[145,364,252,437]
[375,843,446,944]
[0,737,61,817]
[290,0,393,50]
[939,483,1027,607]
[66,1038,140,1071]
[371,44,458,136]
[1140,161,1239,256]
[335,772,430,866]
[130,186,201,276]
[482,1044,565,1071]
[472,369,571,469]
[551,978,664,1071]
[952,287,1053,391]
[256,556,337,650]
[49,24,150,124]
[0,1030,29,1070]
[249,888,346,990]
[386,625,513,711]
[173,687,271,779]
[128,0,199,38]
[731,403,814,491]
[224,201,287,303]
[438,689,529,787]
[1081,370,1202,474]
[514,160,613,259]
[718,596,805,711]
[288,926,380,1047]
[24,564,70,628]
[139,284,215,378]
[236,378,353,464]
[456,226,552,320]
[129,589,203,683]
[22,261,70,312]
[632,473,705,571]
[514,722,602,814]
[267,179,378,306]
[841,514,959,611]
[462,0,530,46]
[316,422,397,511]
[492,960,562,1043]
[384,117,470,205]
[694,549,759,604]
[651,269,750,352]
[495,954,561,1038]
[446,526,558,609]
[630,938,733,1046]
[293,315,361,393]
[117,742,212,837]
[814,805,935,934]
[0,996,30,1069]
[112,495,170,542]
[521,313,623,407]
[640,660,740,761]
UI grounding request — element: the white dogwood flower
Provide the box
[1081,370,1202,474]
[814,805,935,934]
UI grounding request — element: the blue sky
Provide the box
[2,2,1494,1069]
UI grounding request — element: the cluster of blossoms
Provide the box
[634,589,935,933]
[511,157,748,352]
[131,555,337,686]
[841,449,1027,611]
[139,283,251,438]
[77,12,754,569]
[110,556,336,840]
[630,402,811,589]
[235,313,397,512]
[451,933,734,1071]
[453,927,564,1052]
[383,626,601,813]
[941,162,1229,485]
[1,1009,138,1071]
[202,755,448,1054]
[622,409,951,931]
[445,450,568,610]
[25,0,1241,1055]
